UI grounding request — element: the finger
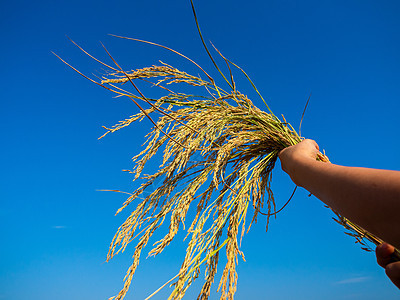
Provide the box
[278,144,292,159]
[278,147,286,158]
[303,139,319,151]
[385,262,400,289]
[376,243,396,268]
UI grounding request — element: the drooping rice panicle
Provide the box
[94,57,400,300]
[56,44,399,299]
[55,3,399,299]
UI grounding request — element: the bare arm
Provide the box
[279,139,400,249]
[279,139,400,289]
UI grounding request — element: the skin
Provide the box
[279,139,400,289]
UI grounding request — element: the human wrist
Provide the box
[291,156,320,187]
[284,155,317,187]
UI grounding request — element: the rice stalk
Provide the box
[55,2,399,299]
[57,44,400,300]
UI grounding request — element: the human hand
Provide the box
[278,139,320,187]
[376,243,400,289]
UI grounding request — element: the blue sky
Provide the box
[1,0,400,299]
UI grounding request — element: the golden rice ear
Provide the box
[55,5,398,298]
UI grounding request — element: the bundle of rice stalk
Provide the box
[55,2,399,299]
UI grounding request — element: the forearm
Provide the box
[279,139,400,289]
[279,139,400,249]
[293,159,400,249]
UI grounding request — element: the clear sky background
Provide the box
[1,0,400,299]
